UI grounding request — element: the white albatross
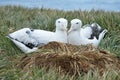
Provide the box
[7,28,39,53]
[8,18,68,53]
[28,18,68,44]
[68,19,108,47]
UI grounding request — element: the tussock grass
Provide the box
[0,6,120,79]
[17,42,120,76]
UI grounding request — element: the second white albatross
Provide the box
[67,19,108,47]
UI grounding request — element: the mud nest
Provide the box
[17,42,120,76]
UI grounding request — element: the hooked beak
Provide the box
[68,26,73,34]
[61,24,67,32]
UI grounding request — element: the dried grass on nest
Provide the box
[17,42,120,76]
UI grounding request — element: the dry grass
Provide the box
[0,6,120,79]
[17,42,120,76]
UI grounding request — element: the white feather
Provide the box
[8,18,68,53]
[80,24,92,39]
[68,19,107,47]
[29,18,68,44]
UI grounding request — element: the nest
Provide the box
[17,42,120,76]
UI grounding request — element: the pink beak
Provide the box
[68,25,73,33]
[62,23,67,31]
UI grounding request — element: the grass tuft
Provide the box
[0,6,120,79]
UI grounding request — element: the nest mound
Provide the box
[17,42,120,76]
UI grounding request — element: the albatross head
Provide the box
[8,28,31,39]
[91,23,104,39]
[68,19,82,33]
[8,28,37,44]
[55,18,68,32]
[91,23,101,31]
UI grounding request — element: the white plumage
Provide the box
[29,18,68,44]
[8,28,38,45]
[7,28,39,53]
[80,24,92,39]
[8,18,68,53]
[10,39,38,53]
[68,19,108,47]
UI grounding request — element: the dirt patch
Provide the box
[17,42,120,76]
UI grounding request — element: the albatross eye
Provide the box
[58,21,61,23]
[30,28,34,32]
[76,22,79,24]
[26,30,30,34]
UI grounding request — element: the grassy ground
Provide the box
[0,6,120,80]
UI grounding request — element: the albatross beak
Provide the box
[68,25,73,34]
[61,24,67,31]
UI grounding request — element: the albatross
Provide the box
[8,18,68,53]
[28,18,68,44]
[68,19,108,47]
[7,28,39,53]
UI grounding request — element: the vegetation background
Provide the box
[0,6,120,80]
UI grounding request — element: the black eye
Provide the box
[76,22,79,24]
[26,30,30,34]
[58,21,61,23]
[30,28,34,32]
